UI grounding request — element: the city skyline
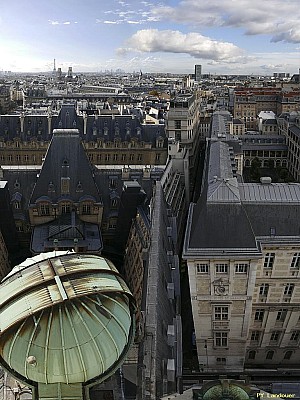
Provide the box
[0,0,300,75]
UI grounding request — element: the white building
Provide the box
[183,112,300,374]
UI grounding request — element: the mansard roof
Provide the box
[0,104,166,146]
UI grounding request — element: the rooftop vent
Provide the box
[260,176,272,185]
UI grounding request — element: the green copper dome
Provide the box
[194,379,259,400]
[0,252,135,386]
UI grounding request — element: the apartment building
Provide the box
[233,87,300,130]
[166,91,202,199]
[277,111,300,182]
[183,112,300,374]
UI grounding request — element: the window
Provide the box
[111,198,118,208]
[216,357,226,365]
[248,350,256,360]
[215,264,228,273]
[113,154,118,161]
[284,351,293,360]
[155,153,161,162]
[266,350,274,360]
[290,331,300,341]
[137,154,142,161]
[82,204,91,215]
[196,263,209,273]
[254,309,264,322]
[251,331,260,341]
[235,263,248,273]
[264,252,275,268]
[61,177,70,194]
[276,309,287,322]
[214,332,228,347]
[109,179,117,189]
[259,283,269,296]
[270,331,280,342]
[214,306,228,321]
[129,154,134,161]
[61,203,71,214]
[14,201,20,210]
[284,283,294,296]
[108,221,117,229]
[291,253,300,269]
[175,120,181,129]
[40,204,50,216]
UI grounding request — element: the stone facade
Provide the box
[0,104,167,167]
[183,111,300,374]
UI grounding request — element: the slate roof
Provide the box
[188,201,257,251]
[183,111,300,258]
[29,129,102,204]
[0,104,166,146]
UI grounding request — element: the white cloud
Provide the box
[152,0,300,43]
[48,20,75,26]
[118,29,252,63]
[127,20,142,24]
[96,1,159,26]
[103,20,121,24]
[48,20,59,25]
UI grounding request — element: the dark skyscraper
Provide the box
[195,64,202,81]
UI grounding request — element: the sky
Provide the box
[0,0,300,75]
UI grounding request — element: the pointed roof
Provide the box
[30,129,101,204]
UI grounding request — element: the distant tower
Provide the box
[52,59,56,77]
[195,64,202,82]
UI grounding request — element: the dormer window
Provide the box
[61,177,70,194]
[40,203,50,216]
[82,203,91,215]
[61,202,71,214]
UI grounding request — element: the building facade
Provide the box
[0,104,167,167]
[183,112,300,374]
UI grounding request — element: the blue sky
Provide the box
[0,0,299,74]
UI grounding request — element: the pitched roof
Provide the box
[29,129,101,204]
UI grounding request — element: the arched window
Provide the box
[248,350,256,360]
[266,350,274,360]
[284,351,293,360]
